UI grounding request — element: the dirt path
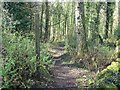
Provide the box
[48,46,96,88]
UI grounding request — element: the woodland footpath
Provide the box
[0,1,120,89]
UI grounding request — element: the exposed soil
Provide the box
[48,45,96,88]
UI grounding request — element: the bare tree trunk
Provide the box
[44,1,49,42]
[95,3,103,44]
[40,3,44,40]
[74,5,79,53]
[110,17,113,34]
[118,1,120,32]
[105,2,110,39]
[77,2,88,55]
[116,1,120,62]
[117,1,120,59]
[34,4,40,65]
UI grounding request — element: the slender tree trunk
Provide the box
[63,22,65,36]
[95,3,103,44]
[74,5,79,52]
[58,14,62,39]
[116,1,120,61]
[65,15,67,36]
[29,3,32,31]
[109,3,115,34]
[105,2,110,39]
[44,1,49,42]
[118,1,120,40]
[110,17,113,34]
[95,3,101,35]
[34,4,40,65]
[40,3,44,40]
[118,1,120,32]
[78,2,88,55]
[52,15,55,42]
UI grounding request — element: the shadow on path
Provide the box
[48,45,96,88]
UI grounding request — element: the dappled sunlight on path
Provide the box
[48,45,96,88]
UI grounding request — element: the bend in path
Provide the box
[48,46,96,88]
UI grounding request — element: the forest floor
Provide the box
[48,44,96,88]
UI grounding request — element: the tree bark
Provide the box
[74,5,79,52]
[34,4,40,64]
[118,1,120,31]
[95,3,103,44]
[78,2,88,55]
[40,3,44,40]
[104,2,111,39]
[44,1,49,42]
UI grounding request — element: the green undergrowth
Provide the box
[89,61,120,89]
[92,40,120,89]
[70,45,115,72]
[1,29,53,88]
[88,38,120,90]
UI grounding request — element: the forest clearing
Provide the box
[0,0,120,89]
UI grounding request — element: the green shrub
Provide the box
[114,28,120,40]
[98,46,114,57]
[116,39,120,46]
[1,30,53,88]
[89,61,120,89]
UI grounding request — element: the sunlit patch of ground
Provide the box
[48,45,96,88]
